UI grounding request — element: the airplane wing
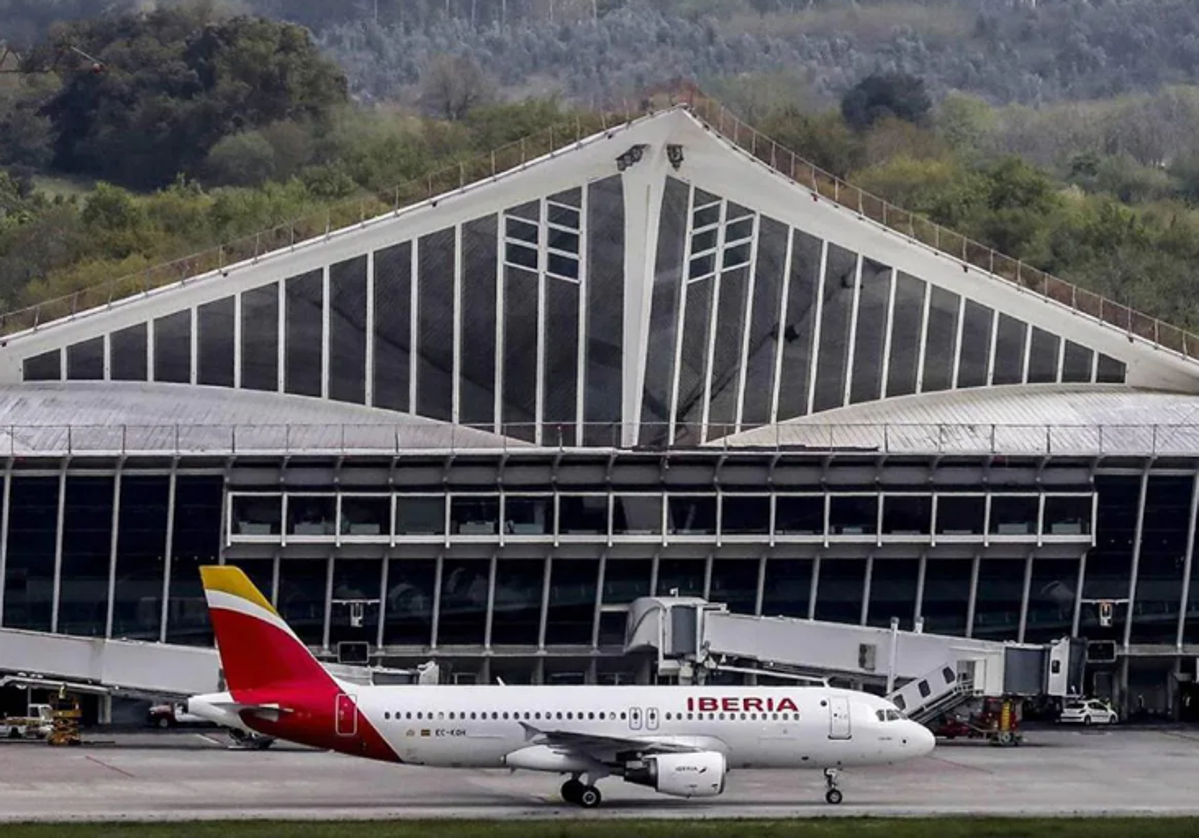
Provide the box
[518,722,704,759]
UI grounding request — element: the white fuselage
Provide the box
[327,684,934,770]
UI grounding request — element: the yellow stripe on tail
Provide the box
[199,565,278,617]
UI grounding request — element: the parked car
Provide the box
[147,702,210,729]
[930,714,977,740]
[1059,699,1118,726]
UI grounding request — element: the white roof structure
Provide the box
[0,102,1197,456]
[718,384,1199,456]
[0,382,519,455]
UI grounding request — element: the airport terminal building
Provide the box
[2,101,1199,714]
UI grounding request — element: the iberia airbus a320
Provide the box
[187,566,935,808]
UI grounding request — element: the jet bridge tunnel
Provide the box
[623,597,1087,727]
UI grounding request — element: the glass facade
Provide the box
[36,172,1127,450]
[0,457,1195,687]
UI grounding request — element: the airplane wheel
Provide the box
[578,785,602,809]
[561,779,584,804]
[825,788,843,805]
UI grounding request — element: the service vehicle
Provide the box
[1,704,53,739]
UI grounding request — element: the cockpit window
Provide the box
[877,708,905,722]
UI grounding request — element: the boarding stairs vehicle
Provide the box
[624,596,1085,744]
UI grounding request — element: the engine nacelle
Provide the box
[623,751,727,798]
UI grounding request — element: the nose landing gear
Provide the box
[823,768,843,805]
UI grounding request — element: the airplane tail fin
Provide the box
[199,565,333,696]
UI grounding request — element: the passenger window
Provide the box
[917,680,931,699]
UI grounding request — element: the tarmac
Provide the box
[1,726,1198,821]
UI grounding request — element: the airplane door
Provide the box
[828,696,851,740]
[335,693,358,737]
[646,707,660,731]
[629,707,643,730]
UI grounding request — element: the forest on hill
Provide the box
[5,0,1199,106]
[3,2,1199,332]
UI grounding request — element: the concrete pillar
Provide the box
[1118,656,1130,717]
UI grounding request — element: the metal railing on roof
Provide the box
[0,421,1197,458]
[0,105,648,337]
[677,86,1199,364]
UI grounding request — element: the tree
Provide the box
[975,157,1062,258]
[936,93,995,158]
[202,131,278,187]
[840,72,932,133]
[0,78,57,169]
[418,54,495,121]
[39,6,348,190]
[758,108,863,179]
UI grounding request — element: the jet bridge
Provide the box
[0,627,420,704]
[624,597,1086,725]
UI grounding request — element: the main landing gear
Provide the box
[561,777,603,809]
[823,768,843,805]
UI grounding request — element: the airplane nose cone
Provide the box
[914,722,935,755]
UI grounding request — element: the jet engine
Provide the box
[623,751,727,798]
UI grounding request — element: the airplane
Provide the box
[187,565,935,809]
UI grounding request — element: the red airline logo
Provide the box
[686,696,800,714]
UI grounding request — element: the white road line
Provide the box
[194,733,224,746]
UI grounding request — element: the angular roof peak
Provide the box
[1,90,1197,451]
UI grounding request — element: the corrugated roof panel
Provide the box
[720,384,1199,455]
[0,382,524,453]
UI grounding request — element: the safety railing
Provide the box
[676,86,1199,364]
[0,421,1197,457]
[0,104,648,338]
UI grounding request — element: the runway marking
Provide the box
[922,755,995,775]
[194,734,224,746]
[1157,730,1199,744]
[84,755,135,778]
